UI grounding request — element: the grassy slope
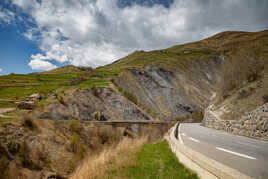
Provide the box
[0,71,114,106]
[109,141,198,179]
[98,30,268,72]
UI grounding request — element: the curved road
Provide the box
[177,123,268,179]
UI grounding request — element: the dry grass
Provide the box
[71,137,147,179]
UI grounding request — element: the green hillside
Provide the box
[0,70,112,108]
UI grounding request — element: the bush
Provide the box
[94,111,100,121]
[7,141,20,155]
[69,120,81,133]
[77,145,86,160]
[70,133,80,153]
[85,126,122,152]
[69,132,86,158]
[22,116,37,131]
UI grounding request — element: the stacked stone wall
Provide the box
[203,103,268,140]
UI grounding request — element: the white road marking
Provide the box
[178,124,184,145]
[216,147,257,160]
[237,141,260,148]
[188,137,201,143]
[182,133,187,137]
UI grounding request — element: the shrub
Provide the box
[69,132,87,158]
[22,116,37,131]
[7,141,20,155]
[77,145,86,160]
[69,120,81,133]
[70,133,80,153]
[94,111,100,121]
[85,126,122,152]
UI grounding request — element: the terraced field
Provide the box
[0,68,118,108]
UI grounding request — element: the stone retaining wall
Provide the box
[203,103,268,140]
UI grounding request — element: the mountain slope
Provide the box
[98,30,268,139]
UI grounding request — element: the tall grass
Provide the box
[71,137,147,179]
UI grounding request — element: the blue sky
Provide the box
[0,0,268,75]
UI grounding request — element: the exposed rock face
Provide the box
[38,87,151,122]
[203,103,268,140]
[115,56,224,120]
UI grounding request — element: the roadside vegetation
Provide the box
[72,140,198,179]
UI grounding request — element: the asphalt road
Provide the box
[177,123,268,179]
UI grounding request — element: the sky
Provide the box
[0,0,268,74]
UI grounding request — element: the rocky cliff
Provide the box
[37,87,151,122]
[114,56,224,120]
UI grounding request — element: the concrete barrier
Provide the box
[165,123,253,179]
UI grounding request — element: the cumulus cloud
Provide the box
[9,0,268,70]
[0,68,3,73]
[28,54,57,71]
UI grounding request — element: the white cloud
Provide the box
[28,54,57,71]
[0,68,3,73]
[9,0,268,70]
[0,7,15,24]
